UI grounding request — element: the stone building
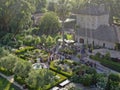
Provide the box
[75,4,120,49]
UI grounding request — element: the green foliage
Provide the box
[23,35,41,46]
[25,69,56,89]
[50,60,73,77]
[15,46,34,54]
[97,76,107,89]
[14,75,25,85]
[0,0,37,37]
[90,53,120,72]
[86,67,97,74]
[39,12,61,35]
[65,34,73,40]
[106,73,120,90]
[0,47,9,57]
[81,74,92,86]
[0,76,21,90]
[104,52,111,60]
[0,54,19,72]
[13,61,32,78]
[59,47,75,54]
[101,59,120,72]
[56,0,72,21]
[36,0,47,13]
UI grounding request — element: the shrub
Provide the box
[15,46,34,54]
[14,75,25,85]
[106,73,120,90]
[101,60,120,72]
[50,61,73,77]
[86,67,97,74]
[82,74,92,86]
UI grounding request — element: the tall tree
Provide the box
[39,12,61,35]
[0,0,37,38]
[25,69,56,89]
[55,0,72,46]
[36,0,47,13]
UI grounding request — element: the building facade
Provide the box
[75,4,120,49]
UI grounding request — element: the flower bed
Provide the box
[50,60,80,77]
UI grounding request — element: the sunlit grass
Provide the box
[0,76,21,90]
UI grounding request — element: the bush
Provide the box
[50,61,73,77]
[101,60,120,72]
[90,54,120,72]
[106,73,120,90]
[86,67,97,74]
[14,75,25,85]
[0,67,13,76]
[0,47,9,57]
[81,74,92,86]
[15,46,34,54]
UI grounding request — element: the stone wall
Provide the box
[76,14,109,30]
[75,36,115,49]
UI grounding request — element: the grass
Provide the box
[0,76,21,90]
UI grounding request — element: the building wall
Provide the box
[76,14,109,30]
[115,25,120,43]
[75,35,115,49]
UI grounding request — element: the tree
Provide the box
[13,61,32,78]
[0,0,37,38]
[47,2,56,12]
[25,69,56,89]
[36,0,47,13]
[70,0,88,13]
[55,0,72,46]
[0,54,18,72]
[39,12,61,35]
[106,73,120,90]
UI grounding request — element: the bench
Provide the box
[50,87,60,90]
[59,79,70,87]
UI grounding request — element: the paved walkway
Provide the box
[0,73,26,90]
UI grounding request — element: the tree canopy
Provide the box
[39,12,61,35]
[0,0,37,38]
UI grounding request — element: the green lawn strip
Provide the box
[50,61,73,77]
[90,55,120,72]
[0,76,21,90]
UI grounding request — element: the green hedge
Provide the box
[90,55,120,72]
[101,60,120,72]
[15,46,34,54]
[0,67,13,76]
[50,61,73,78]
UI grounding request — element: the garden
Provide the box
[90,52,120,72]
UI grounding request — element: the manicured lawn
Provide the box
[0,76,21,90]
